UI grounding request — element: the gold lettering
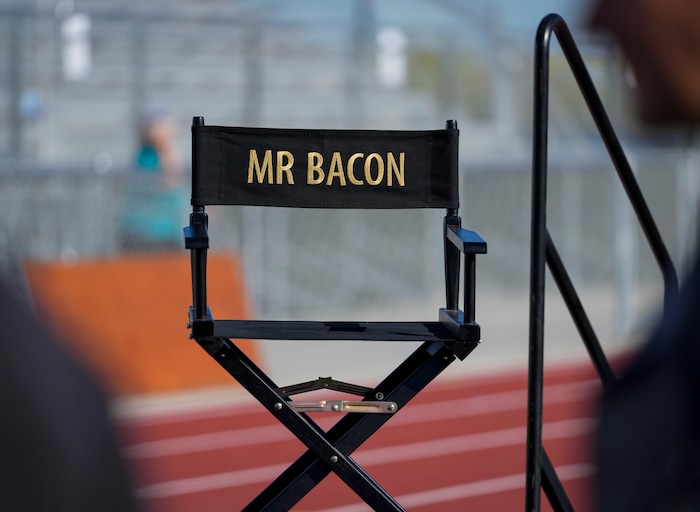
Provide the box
[247,149,274,184]
[307,152,324,185]
[387,152,405,187]
[347,153,364,185]
[364,153,384,186]
[294,151,405,187]
[276,150,294,184]
[326,152,347,186]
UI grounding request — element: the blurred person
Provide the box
[0,278,140,511]
[587,0,700,510]
[135,105,182,188]
[120,105,186,252]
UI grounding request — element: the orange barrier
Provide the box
[24,253,260,397]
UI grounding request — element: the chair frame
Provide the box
[185,116,486,511]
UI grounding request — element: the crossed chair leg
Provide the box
[195,336,477,511]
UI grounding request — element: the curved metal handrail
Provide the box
[526,13,679,512]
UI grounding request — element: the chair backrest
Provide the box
[186,117,477,327]
[191,118,459,210]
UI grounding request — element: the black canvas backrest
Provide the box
[191,124,459,209]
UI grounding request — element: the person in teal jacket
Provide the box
[120,106,186,252]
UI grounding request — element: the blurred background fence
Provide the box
[1,0,699,346]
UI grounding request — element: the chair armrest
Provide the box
[446,226,487,254]
[184,223,209,249]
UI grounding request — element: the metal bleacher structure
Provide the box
[0,0,694,324]
[0,0,490,305]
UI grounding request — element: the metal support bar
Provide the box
[464,253,476,324]
[444,119,461,312]
[188,213,208,320]
[546,231,616,389]
[444,213,461,311]
[189,116,209,321]
[288,400,398,414]
[278,377,374,397]
[541,450,575,512]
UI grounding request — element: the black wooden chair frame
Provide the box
[185,117,486,511]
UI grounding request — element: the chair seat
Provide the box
[190,308,481,346]
[211,319,479,342]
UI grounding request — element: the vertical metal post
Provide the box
[526,17,552,512]
[191,116,208,320]
[444,119,461,311]
[243,22,262,126]
[131,18,147,148]
[8,15,23,159]
[463,253,476,324]
[345,0,374,128]
[444,209,461,311]
[190,210,208,320]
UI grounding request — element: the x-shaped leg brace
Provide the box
[195,336,476,511]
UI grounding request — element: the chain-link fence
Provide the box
[1,0,698,344]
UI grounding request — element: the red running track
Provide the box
[116,361,603,511]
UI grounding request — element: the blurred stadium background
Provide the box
[2,0,699,396]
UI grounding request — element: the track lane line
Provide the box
[124,379,596,459]
[314,463,596,512]
[135,417,594,499]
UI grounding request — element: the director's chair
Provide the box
[184,117,486,511]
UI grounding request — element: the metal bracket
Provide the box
[277,377,374,398]
[285,400,398,414]
[275,377,396,413]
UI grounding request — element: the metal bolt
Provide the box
[332,403,341,412]
[375,392,384,400]
[274,403,283,411]
[387,403,397,413]
[330,455,339,464]
[186,323,191,329]
[219,353,226,358]
[188,333,194,339]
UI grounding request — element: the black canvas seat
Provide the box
[184,117,486,511]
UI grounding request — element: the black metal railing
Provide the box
[526,13,679,512]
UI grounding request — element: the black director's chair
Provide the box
[184,117,486,511]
